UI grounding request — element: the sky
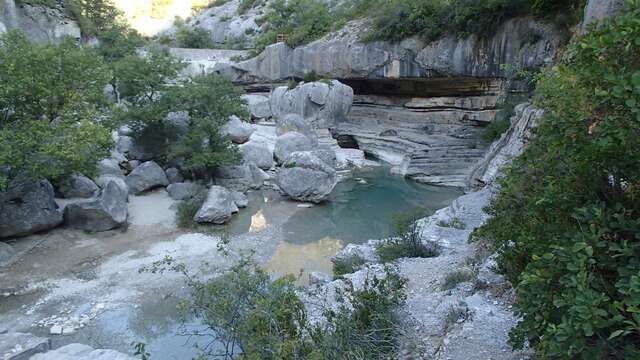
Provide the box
[112,0,198,36]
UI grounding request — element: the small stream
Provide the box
[0,167,462,359]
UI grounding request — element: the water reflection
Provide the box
[263,236,345,285]
[282,167,463,245]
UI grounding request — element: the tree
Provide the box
[0,30,111,123]
[474,6,640,358]
[0,30,112,191]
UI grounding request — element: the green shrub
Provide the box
[474,6,640,358]
[175,191,207,228]
[332,254,366,278]
[144,257,406,359]
[441,270,476,290]
[436,217,467,230]
[175,19,214,49]
[0,31,112,190]
[377,211,441,263]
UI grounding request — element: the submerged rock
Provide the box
[221,115,255,144]
[274,132,314,164]
[30,343,135,360]
[0,332,50,359]
[194,186,238,224]
[0,180,63,239]
[64,180,128,232]
[276,151,337,203]
[59,175,99,199]
[125,161,169,195]
[231,191,249,208]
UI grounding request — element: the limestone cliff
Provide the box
[0,0,80,43]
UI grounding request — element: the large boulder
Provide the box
[221,116,255,144]
[274,132,314,164]
[276,151,338,203]
[214,164,269,192]
[59,175,99,199]
[242,94,272,119]
[311,146,338,169]
[116,136,148,161]
[64,180,128,232]
[194,186,238,224]
[239,141,274,170]
[0,180,63,238]
[0,332,51,359]
[125,161,169,195]
[271,81,353,129]
[166,182,203,201]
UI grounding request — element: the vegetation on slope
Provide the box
[251,0,585,54]
[145,256,407,359]
[474,5,640,358]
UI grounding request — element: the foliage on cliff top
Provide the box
[251,0,584,54]
[474,6,640,358]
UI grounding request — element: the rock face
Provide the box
[0,242,15,265]
[582,0,625,33]
[0,180,63,239]
[125,161,169,194]
[221,115,255,144]
[59,175,99,199]
[334,93,496,186]
[30,343,135,360]
[194,186,238,224]
[270,81,353,129]
[239,141,274,170]
[0,0,81,44]
[64,180,128,232]
[467,103,543,189]
[242,94,272,119]
[220,18,565,82]
[166,182,203,201]
[180,0,264,49]
[276,151,338,203]
[274,132,314,164]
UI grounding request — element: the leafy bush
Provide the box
[175,20,214,49]
[441,270,476,290]
[377,212,441,263]
[474,6,640,358]
[436,217,467,230]
[0,31,112,190]
[175,191,207,228]
[144,257,406,359]
[332,254,367,278]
